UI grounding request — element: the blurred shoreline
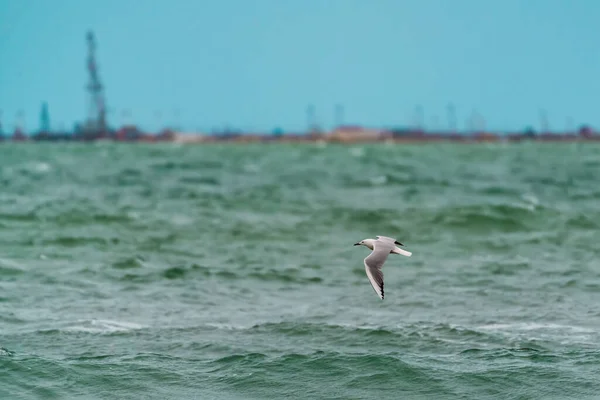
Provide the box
[2,124,600,144]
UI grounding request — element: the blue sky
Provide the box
[1,0,599,133]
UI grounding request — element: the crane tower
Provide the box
[85,30,107,136]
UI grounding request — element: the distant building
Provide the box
[472,132,500,142]
[156,129,176,141]
[579,125,594,138]
[115,125,145,141]
[328,125,387,142]
[12,127,27,141]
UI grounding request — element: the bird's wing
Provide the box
[363,240,394,300]
[376,235,404,246]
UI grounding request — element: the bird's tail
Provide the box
[392,247,412,257]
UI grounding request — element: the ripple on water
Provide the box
[1,143,600,399]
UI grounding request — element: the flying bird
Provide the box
[353,235,412,300]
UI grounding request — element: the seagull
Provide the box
[353,235,412,300]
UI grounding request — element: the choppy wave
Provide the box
[2,143,600,399]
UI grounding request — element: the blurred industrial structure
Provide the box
[80,30,108,139]
[1,31,599,144]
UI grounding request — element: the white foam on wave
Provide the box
[475,322,598,345]
[350,147,365,157]
[315,140,327,148]
[0,347,14,357]
[518,193,540,211]
[369,175,388,185]
[243,163,260,173]
[0,257,23,270]
[204,322,252,330]
[171,214,193,226]
[127,211,141,220]
[476,322,595,334]
[63,319,145,334]
[521,193,539,206]
[32,162,51,173]
[333,322,382,331]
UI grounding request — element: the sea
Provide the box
[1,141,600,399]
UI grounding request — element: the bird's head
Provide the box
[353,239,375,249]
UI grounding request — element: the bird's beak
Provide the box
[353,242,360,246]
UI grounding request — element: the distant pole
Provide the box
[306,104,316,132]
[469,110,485,132]
[40,102,50,132]
[446,103,457,131]
[473,110,485,132]
[16,109,25,132]
[566,116,574,132]
[466,110,476,132]
[120,109,132,126]
[414,105,424,130]
[173,108,181,131]
[154,110,163,131]
[0,109,3,135]
[539,109,549,133]
[334,104,344,128]
[430,115,440,131]
[465,117,471,132]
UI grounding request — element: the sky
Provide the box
[1,0,600,133]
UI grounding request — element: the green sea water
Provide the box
[1,142,600,399]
